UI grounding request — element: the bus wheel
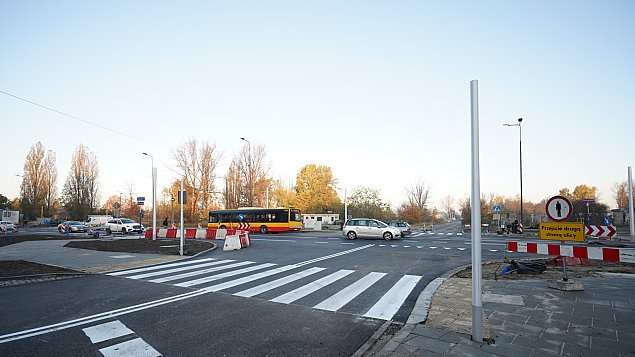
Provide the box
[219,225,226,229]
[260,225,268,234]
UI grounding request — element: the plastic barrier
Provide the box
[223,235,242,251]
[166,229,177,238]
[158,228,168,238]
[185,229,197,239]
[195,229,207,239]
[506,241,635,263]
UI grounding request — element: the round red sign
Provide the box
[545,195,573,222]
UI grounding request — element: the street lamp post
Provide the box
[142,152,157,240]
[240,138,253,207]
[504,118,524,227]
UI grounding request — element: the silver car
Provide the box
[0,221,17,232]
[342,218,401,240]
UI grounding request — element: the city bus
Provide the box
[208,207,302,233]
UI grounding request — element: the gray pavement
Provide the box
[374,274,635,356]
[0,240,185,272]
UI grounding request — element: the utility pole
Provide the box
[180,179,185,256]
[470,79,483,342]
[628,166,634,238]
[344,188,348,222]
[240,138,252,207]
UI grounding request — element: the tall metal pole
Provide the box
[180,178,184,256]
[470,80,483,342]
[152,167,157,240]
[519,120,523,227]
[344,188,348,222]
[628,166,634,237]
[266,187,269,208]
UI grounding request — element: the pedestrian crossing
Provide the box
[107,258,423,321]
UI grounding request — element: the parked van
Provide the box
[86,215,113,227]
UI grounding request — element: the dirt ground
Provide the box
[64,238,214,256]
[455,258,635,280]
[0,260,80,278]
[0,234,74,247]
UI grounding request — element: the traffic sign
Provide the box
[539,222,584,242]
[136,196,145,205]
[492,205,501,213]
[546,195,573,222]
[582,198,595,203]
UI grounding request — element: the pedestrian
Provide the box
[162,217,168,227]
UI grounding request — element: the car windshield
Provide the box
[120,219,135,223]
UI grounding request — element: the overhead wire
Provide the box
[0,89,167,149]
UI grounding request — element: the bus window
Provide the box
[209,213,219,223]
[221,213,231,223]
[290,209,302,222]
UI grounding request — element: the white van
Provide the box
[86,215,113,227]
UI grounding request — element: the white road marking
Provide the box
[489,249,498,252]
[341,242,355,245]
[457,248,466,251]
[127,260,236,279]
[175,263,276,287]
[203,265,299,292]
[82,320,133,344]
[234,268,326,297]
[294,245,373,266]
[107,258,215,276]
[430,247,438,249]
[417,246,423,248]
[149,261,252,283]
[363,275,422,320]
[251,238,296,242]
[390,245,398,248]
[327,238,339,240]
[403,246,411,248]
[314,272,386,311]
[457,233,463,236]
[0,290,208,344]
[379,245,386,247]
[315,241,328,244]
[109,255,136,259]
[270,270,354,304]
[99,337,161,357]
[437,233,444,235]
[447,233,453,236]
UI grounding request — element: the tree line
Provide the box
[8,139,634,225]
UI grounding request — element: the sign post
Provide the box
[543,195,583,291]
[136,197,145,237]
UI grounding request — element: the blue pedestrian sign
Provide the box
[493,205,501,213]
[604,216,610,225]
[238,214,245,221]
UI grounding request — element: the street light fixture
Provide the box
[142,152,157,240]
[503,118,524,228]
[240,138,253,207]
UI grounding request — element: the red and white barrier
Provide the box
[506,241,635,263]
[223,231,251,251]
[585,225,617,238]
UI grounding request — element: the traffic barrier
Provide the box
[223,234,242,251]
[506,241,635,263]
[166,229,177,238]
[238,230,250,247]
[585,225,617,238]
[195,229,207,239]
[158,228,167,238]
[185,229,197,239]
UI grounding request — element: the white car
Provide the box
[0,221,17,232]
[341,218,401,240]
[105,218,143,235]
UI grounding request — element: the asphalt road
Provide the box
[0,222,539,356]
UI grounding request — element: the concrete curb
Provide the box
[350,320,393,357]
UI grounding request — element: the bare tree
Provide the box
[404,180,431,212]
[173,138,222,219]
[42,150,58,216]
[441,195,454,221]
[612,182,629,209]
[20,142,46,220]
[237,143,270,207]
[62,144,100,220]
[224,159,243,209]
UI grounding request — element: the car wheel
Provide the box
[106,228,112,235]
[122,227,127,234]
[347,231,357,240]
[383,232,393,241]
[260,225,268,234]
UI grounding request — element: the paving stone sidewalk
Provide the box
[375,274,635,356]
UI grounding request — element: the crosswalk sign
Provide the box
[493,206,501,213]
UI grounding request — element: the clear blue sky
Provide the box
[1,1,634,211]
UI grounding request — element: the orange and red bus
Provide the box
[208,207,302,233]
